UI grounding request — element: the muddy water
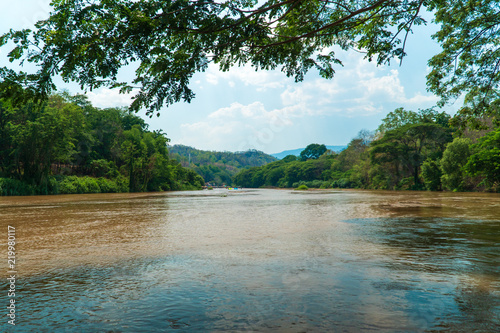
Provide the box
[1,189,499,332]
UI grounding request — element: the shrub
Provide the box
[296,184,309,190]
[309,179,324,188]
[0,178,36,196]
[58,176,109,194]
[320,181,332,189]
[58,176,79,194]
[83,177,101,193]
[96,177,117,193]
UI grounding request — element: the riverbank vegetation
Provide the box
[234,107,500,192]
[0,93,204,195]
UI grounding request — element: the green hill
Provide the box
[169,145,277,185]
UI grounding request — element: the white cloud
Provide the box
[86,88,133,108]
[359,69,405,101]
[280,86,312,106]
[204,63,290,91]
[274,55,439,117]
[404,92,440,105]
[208,102,267,119]
[178,101,296,152]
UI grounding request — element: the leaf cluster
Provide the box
[1,0,429,115]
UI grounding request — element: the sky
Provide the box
[0,1,461,155]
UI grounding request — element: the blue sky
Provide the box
[1,1,460,154]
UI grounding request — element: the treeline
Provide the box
[0,93,204,195]
[169,145,276,185]
[234,108,500,192]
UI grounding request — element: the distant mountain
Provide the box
[271,145,347,159]
[169,145,277,185]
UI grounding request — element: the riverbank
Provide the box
[0,175,203,196]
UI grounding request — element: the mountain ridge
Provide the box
[168,144,277,185]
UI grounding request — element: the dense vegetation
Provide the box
[0,93,204,195]
[2,1,499,195]
[234,145,336,189]
[169,145,276,186]
[234,108,500,192]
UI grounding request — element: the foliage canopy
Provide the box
[1,0,499,116]
[300,143,327,160]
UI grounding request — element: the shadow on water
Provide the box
[14,218,500,332]
[345,217,500,332]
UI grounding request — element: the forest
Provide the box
[0,93,204,195]
[169,145,276,186]
[1,1,499,195]
[2,93,499,195]
[234,107,500,192]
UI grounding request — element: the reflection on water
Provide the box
[1,189,499,332]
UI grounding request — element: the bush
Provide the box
[57,176,130,194]
[96,177,118,193]
[310,180,324,188]
[396,177,424,191]
[58,176,79,194]
[84,177,101,193]
[332,178,352,188]
[0,178,36,196]
[56,176,94,194]
[320,181,332,189]
[295,184,309,190]
[114,176,129,192]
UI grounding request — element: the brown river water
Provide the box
[1,189,499,332]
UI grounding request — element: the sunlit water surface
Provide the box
[1,189,499,332]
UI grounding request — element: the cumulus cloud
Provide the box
[359,69,405,100]
[209,102,267,119]
[176,49,442,151]
[404,92,440,104]
[204,63,290,91]
[275,53,439,117]
[86,88,134,108]
[178,101,296,152]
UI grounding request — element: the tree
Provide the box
[465,128,500,191]
[378,107,451,133]
[10,98,77,186]
[282,155,298,163]
[1,1,498,116]
[427,1,500,119]
[300,144,327,161]
[371,122,451,189]
[440,138,472,191]
[0,100,15,177]
[421,158,442,191]
[377,107,420,133]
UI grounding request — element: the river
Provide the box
[1,189,499,332]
